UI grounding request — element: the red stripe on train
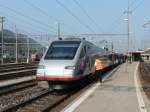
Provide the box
[36,76,80,81]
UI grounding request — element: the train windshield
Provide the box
[44,41,81,60]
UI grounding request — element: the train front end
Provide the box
[36,40,82,89]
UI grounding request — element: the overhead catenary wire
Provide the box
[0,10,56,34]
[0,3,57,34]
[5,22,33,36]
[5,22,50,46]
[24,0,60,22]
[55,0,95,33]
[129,0,137,8]
[1,14,52,34]
[24,0,81,34]
[6,19,45,35]
[131,0,145,12]
[73,0,104,33]
[109,0,144,33]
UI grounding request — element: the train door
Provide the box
[84,45,91,74]
[86,45,92,71]
[78,46,90,75]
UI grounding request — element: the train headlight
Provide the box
[38,65,45,69]
[65,66,76,70]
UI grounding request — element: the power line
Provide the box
[109,0,144,33]
[55,0,95,33]
[5,16,53,34]
[5,22,34,36]
[0,10,56,34]
[24,0,81,34]
[5,22,50,46]
[6,20,44,35]
[129,0,137,7]
[24,0,60,22]
[132,0,145,12]
[0,3,57,33]
[73,0,103,32]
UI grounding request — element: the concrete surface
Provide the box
[66,62,149,112]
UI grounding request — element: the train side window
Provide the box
[80,48,86,58]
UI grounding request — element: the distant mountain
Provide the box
[0,29,15,37]
[0,29,28,38]
[0,29,40,44]
[0,29,45,57]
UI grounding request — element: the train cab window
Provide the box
[44,41,80,60]
[80,48,86,59]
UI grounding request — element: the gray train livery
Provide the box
[36,38,122,89]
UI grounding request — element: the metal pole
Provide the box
[111,42,114,63]
[1,17,5,64]
[126,0,132,63]
[58,22,61,40]
[27,38,30,63]
[15,25,18,63]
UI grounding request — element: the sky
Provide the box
[0,0,149,52]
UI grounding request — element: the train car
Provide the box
[36,38,119,89]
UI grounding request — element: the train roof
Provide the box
[52,37,88,43]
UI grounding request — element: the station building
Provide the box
[129,48,150,61]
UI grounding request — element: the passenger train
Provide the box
[36,38,124,89]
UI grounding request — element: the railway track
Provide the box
[0,76,37,95]
[0,63,35,68]
[0,65,36,73]
[0,63,38,72]
[0,86,72,112]
[0,63,38,97]
[16,91,71,112]
[0,64,120,112]
[0,69,36,80]
[0,63,38,81]
[0,63,72,112]
[0,86,45,112]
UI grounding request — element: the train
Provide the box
[36,38,125,89]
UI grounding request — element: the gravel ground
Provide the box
[0,86,45,111]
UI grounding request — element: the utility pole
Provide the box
[124,0,132,63]
[111,42,114,63]
[1,17,5,64]
[15,25,18,63]
[58,22,61,40]
[27,38,30,63]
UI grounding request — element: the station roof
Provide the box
[143,48,150,54]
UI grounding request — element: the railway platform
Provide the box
[62,62,150,112]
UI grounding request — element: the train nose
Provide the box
[45,65,64,77]
[37,60,75,80]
